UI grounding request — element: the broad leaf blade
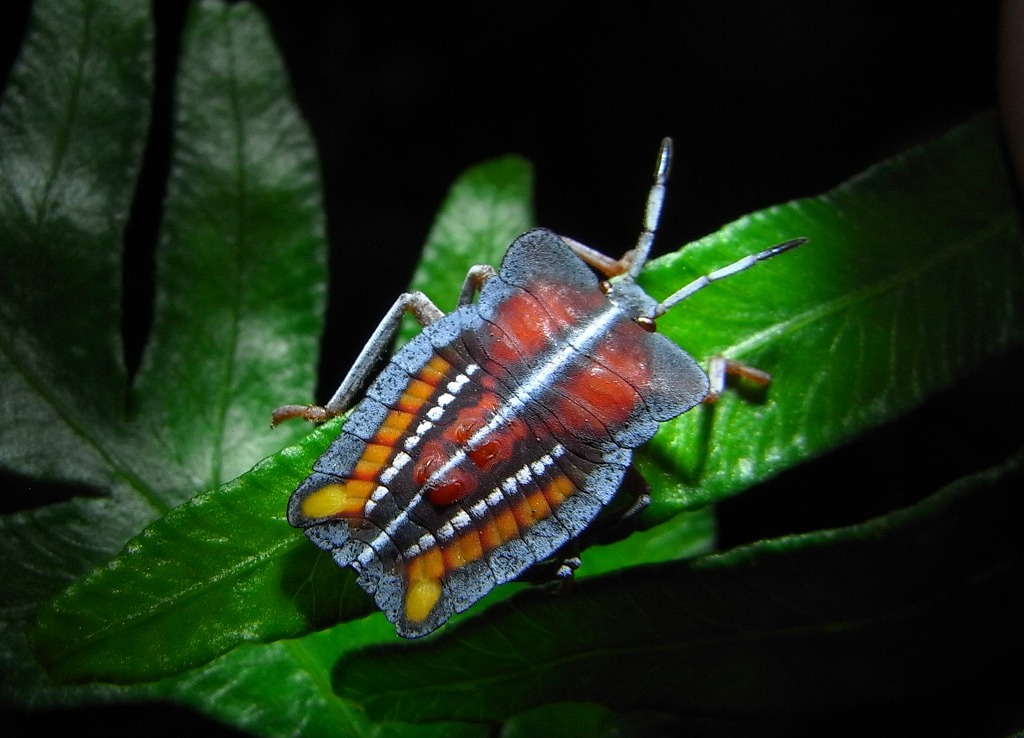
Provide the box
[33,155,537,685]
[1,0,331,724]
[335,445,1024,723]
[131,0,327,497]
[0,0,150,484]
[154,617,490,738]
[32,419,367,683]
[638,113,1024,513]
[33,116,1022,703]
[0,0,155,708]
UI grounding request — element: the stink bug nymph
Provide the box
[274,139,804,638]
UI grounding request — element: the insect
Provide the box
[273,139,804,637]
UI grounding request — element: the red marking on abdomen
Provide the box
[488,280,605,368]
[555,318,656,431]
[558,359,642,428]
[528,280,605,325]
[592,320,655,387]
[425,466,478,505]
[490,289,559,359]
[412,439,448,485]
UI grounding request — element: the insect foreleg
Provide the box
[456,264,498,306]
[704,356,773,404]
[271,291,444,425]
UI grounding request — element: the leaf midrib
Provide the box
[46,524,302,663]
[209,8,249,491]
[719,213,1017,359]
[0,0,166,511]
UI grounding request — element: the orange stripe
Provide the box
[397,393,427,414]
[479,519,503,551]
[543,474,575,505]
[402,471,577,623]
[419,355,452,384]
[374,409,415,444]
[405,378,435,400]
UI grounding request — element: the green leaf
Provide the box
[32,420,353,684]
[0,0,150,488]
[131,0,327,494]
[32,152,538,684]
[5,2,1023,735]
[0,0,328,722]
[152,617,488,738]
[637,115,1024,514]
[0,0,156,709]
[334,444,1024,724]
[32,111,1024,711]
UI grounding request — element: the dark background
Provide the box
[1,1,1018,735]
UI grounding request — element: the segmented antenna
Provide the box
[652,237,807,317]
[623,137,805,319]
[627,137,673,280]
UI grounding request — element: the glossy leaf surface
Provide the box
[3,1,1021,734]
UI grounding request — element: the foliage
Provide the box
[2,1,1021,736]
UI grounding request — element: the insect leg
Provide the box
[703,356,773,404]
[561,235,634,277]
[456,264,497,306]
[271,291,444,425]
[560,138,674,278]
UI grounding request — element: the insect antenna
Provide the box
[626,137,674,280]
[651,237,807,318]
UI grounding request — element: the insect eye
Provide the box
[636,316,657,332]
[599,280,613,295]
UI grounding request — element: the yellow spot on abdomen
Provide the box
[405,578,443,623]
[405,378,435,400]
[361,443,392,464]
[543,475,575,505]
[301,481,375,518]
[405,550,446,623]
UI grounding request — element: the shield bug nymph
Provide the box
[273,138,804,637]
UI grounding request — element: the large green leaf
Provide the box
[31,159,540,686]
[636,116,1024,513]
[31,110,1024,704]
[0,0,340,725]
[4,2,1022,736]
[0,0,156,710]
[335,444,1024,724]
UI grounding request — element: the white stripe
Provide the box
[365,307,616,554]
[436,521,455,541]
[515,465,532,485]
[448,375,469,393]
